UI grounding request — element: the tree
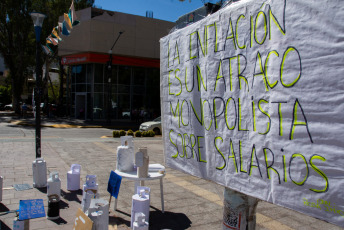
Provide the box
[0,0,94,114]
[0,0,35,114]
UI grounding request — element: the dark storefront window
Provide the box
[68,62,160,121]
[118,66,131,85]
[94,64,104,84]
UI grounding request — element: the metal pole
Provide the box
[107,31,124,124]
[106,58,112,124]
[35,40,41,158]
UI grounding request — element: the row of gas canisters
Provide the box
[32,158,82,220]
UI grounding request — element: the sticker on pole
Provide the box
[18,199,45,220]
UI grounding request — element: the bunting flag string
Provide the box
[42,0,79,56]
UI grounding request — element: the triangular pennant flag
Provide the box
[64,13,73,30]
[48,35,58,46]
[69,1,80,27]
[46,38,53,45]
[62,21,70,36]
[58,22,63,34]
[51,26,62,41]
[41,44,52,55]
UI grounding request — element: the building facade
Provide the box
[58,7,174,120]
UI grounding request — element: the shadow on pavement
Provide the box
[62,189,82,204]
[50,217,68,225]
[36,187,47,194]
[0,221,11,230]
[109,214,131,228]
[59,199,69,209]
[0,203,9,212]
[149,209,192,230]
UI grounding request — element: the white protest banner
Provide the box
[160,0,344,227]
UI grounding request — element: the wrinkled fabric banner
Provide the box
[160,0,344,227]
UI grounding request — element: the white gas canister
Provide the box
[32,158,47,188]
[85,174,98,188]
[67,164,81,191]
[120,136,134,148]
[132,212,149,230]
[47,172,61,199]
[81,175,99,211]
[116,146,134,172]
[131,189,150,228]
[87,199,109,230]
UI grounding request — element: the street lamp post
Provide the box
[30,12,46,159]
[107,31,124,124]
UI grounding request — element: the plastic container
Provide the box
[87,199,109,230]
[67,164,81,191]
[47,172,61,199]
[131,189,150,228]
[47,194,60,220]
[116,136,135,172]
[117,146,134,172]
[120,136,134,148]
[132,212,149,230]
[81,175,99,212]
[32,158,47,188]
[85,175,98,188]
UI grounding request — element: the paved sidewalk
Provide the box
[0,117,343,229]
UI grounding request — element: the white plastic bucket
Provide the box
[67,164,81,191]
[32,158,47,188]
[47,172,61,199]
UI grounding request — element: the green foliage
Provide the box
[113,130,120,138]
[0,85,12,104]
[0,0,95,113]
[127,129,134,136]
[135,131,142,137]
[142,131,149,137]
[148,130,155,137]
[119,130,126,136]
[48,80,59,104]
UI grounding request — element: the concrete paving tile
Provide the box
[0,126,342,230]
[310,220,344,230]
[190,222,222,230]
[276,216,304,228]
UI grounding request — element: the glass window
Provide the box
[133,85,145,95]
[76,84,86,92]
[146,68,159,86]
[118,85,130,94]
[73,65,86,83]
[118,66,131,85]
[94,64,104,84]
[87,64,93,84]
[93,93,104,119]
[118,94,130,119]
[94,84,103,93]
[133,67,145,86]
[110,65,118,85]
[87,93,92,119]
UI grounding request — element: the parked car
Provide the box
[139,116,162,135]
[4,104,13,111]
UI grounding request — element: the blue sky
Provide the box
[95,0,212,22]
